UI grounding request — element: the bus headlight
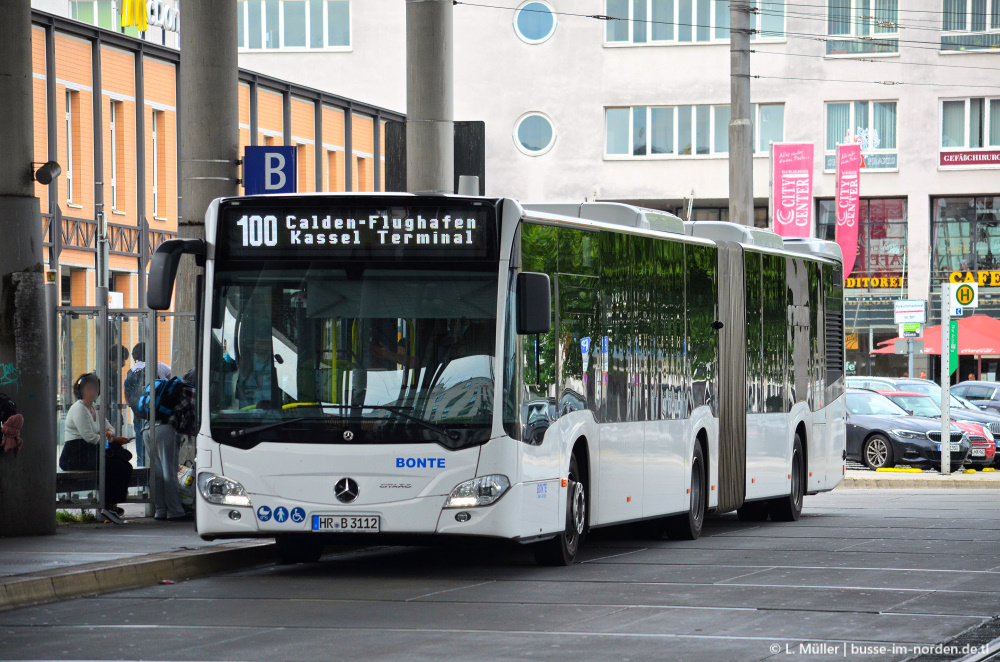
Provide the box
[197,472,252,507]
[444,475,510,508]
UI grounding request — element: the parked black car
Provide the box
[846,389,970,471]
[846,376,1000,434]
[953,381,1000,415]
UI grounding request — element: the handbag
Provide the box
[106,440,133,463]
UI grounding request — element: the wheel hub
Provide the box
[569,481,585,536]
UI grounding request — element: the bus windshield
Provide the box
[209,264,499,449]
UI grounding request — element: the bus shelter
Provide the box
[55,301,195,511]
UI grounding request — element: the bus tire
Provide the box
[768,435,805,522]
[737,500,769,521]
[275,535,324,564]
[665,443,706,541]
[534,453,586,566]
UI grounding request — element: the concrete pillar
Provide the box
[406,0,454,194]
[0,0,57,536]
[728,0,753,227]
[174,0,240,376]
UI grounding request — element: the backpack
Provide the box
[123,369,144,410]
[137,377,192,422]
[0,393,17,425]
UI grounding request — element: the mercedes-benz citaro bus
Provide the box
[147,194,846,566]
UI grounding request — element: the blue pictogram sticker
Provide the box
[274,506,289,523]
[290,507,306,523]
[256,506,272,521]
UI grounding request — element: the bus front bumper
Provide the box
[197,480,562,542]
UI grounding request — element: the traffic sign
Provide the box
[950,282,978,309]
[893,299,926,324]
[244,146,297,195]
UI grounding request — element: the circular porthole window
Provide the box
[514,1,557,44]
[514,112,556,156]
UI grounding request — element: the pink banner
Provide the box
[835,143,862,278]
[771,143,814,238]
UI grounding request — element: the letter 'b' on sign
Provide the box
[243,146,297,195]
[265,154,286,190]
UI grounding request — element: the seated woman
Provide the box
[59,373,133,524]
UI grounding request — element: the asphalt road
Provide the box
[4,489,1000,662]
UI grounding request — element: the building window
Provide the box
[71,0,117,30]
[65,91,76,205]
[826,0,899,55]
[817,198,907,289]
[109,101,124,212]
[673,206,770,227]
[152,110,166,218]
[514,1,557,43]
[604,0,783,44]
[941,0,1000,51]
[824,100,898,171]
[238,0,350,50]
[605,103,782,157]
[940,98,1000,166]
[514,112,556,155]
[932,197,1000,287]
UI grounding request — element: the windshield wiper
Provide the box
[289,403,460,441]
[228,416,326,439]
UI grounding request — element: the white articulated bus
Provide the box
[148,194,846,565]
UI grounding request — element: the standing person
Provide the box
[146,416,187,521]
[107,345,129,433]
[59,373,133,524]
[919,370,928,379]
[124,342,170,466]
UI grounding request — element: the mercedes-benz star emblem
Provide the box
[335,477,359,503]
[343,430,354,441]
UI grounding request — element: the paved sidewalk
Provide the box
[842,467,1000,488]
[0,505,273,611]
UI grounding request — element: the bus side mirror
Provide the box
[516,272,551,335]
[147,238,206,310]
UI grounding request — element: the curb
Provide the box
[840,477,1000,489]
[0,540,276,612]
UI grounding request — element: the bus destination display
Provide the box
[221,204,495,259]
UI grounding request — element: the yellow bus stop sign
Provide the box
[951,282,978,309]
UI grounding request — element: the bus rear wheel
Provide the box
[665,443,706,540]
[535,453,586,566]
[768,435,804,522]
[275,535,325,564]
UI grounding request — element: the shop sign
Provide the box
[940,150,1000,167]
[824,153,897,171]
[949,270,1000,286]
[845,276,905,289]
[147,0,180,33]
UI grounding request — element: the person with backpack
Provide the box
[139,374,196,521]
[123,343,170,467]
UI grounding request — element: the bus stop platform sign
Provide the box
[244,146,297,195]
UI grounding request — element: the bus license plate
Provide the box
[936,443,961,452]
[971,448,986,457]
[312,515,380,532]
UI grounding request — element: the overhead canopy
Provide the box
[873,314,1000,355]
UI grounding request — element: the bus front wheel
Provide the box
[275,535,325,564]
[665,443,706,540]
[534,453,586,566]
